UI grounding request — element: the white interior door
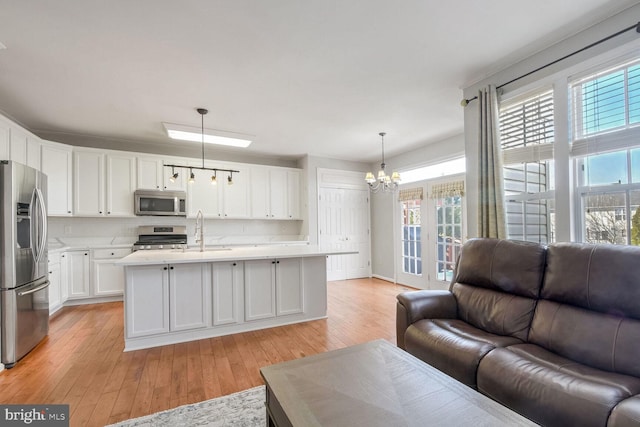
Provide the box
[319,187,347,281]
[319,187,371,281]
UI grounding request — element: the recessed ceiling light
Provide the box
[162,122,252,148]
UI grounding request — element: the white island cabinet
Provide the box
[118,245,353,351]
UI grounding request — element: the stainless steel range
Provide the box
[133,225,187,251]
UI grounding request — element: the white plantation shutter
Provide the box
[499,89,554,164]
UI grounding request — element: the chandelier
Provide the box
[365,132,400,192]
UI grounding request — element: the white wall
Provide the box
[462,3,640,238]
[369,134,465,280]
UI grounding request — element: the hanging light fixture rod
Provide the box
[163,107,241,184]
[163,164,240,175]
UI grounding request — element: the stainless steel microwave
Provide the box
[134,189,186,216]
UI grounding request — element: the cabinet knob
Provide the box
[170,266,174,270]
[224,214,227,217]
[276,260,280,264]
[107,211,111,214]
[84,253,88,256]
[163,267,168,270]
[99,211,103,214]
[111,252,114,256]
[67,210,71,214]
[232,262,236,266]
[272,261,276,264]
[49,271,52,274]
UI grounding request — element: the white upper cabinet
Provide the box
[26,137,41,170]
[106,154,136,216]
[250,166,302,219]
[222,166,250,218]
[9,128,27,165]
[136,156,163,190]
[74,150,105,216]
[287,170,302,219]
[186,162,250,218]
[74,149,136,216]
[162,161,188,191]
[41,141,73,216]
[0,121,28,165]
[0,122,9,159]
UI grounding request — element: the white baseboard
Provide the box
[372,274,395,283]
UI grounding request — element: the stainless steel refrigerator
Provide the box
[0,160,49,368]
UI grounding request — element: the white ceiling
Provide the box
[0,1,637,163]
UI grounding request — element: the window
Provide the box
[571,58,640,246]
[401,199,421,275]
[576,148,640,246]
[572,60,640,139]
[499,89,556,243]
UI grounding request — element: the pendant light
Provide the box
[164,108,240,185]
[365,132,401,192]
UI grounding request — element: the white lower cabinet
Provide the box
[244,258,303,321]
[169,263,209,332]
[66,250,91,299]
[126,265,169,338]
[211,261,244,326]
[48,253,62,314]
[92,248,131,297]
[126,263,209,338]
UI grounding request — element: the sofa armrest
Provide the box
[396,290,457,349]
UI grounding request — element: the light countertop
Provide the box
[117,245,357,266]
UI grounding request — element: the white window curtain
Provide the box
[398,187,423,202]
[478,85,507,239]
[429,181,465,199]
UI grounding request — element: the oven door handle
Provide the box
[18,280,50,297]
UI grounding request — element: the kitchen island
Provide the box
[117,245,356,351]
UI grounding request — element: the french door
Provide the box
[396,175,465,290]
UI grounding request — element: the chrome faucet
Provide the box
[195,209,205,252]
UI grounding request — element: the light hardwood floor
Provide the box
[0,278,413,426]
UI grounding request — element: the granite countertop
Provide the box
[117,245,356,266]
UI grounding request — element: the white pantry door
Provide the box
[319,187,370,281]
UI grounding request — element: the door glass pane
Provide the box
[435,196,462,281]
[401,199,421,276]
[583,192,627,244]
[631,190,640,246]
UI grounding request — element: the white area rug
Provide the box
[106,386,265,427]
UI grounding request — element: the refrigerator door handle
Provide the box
[36,188,47,263]
[17,280,50,297]
[29,188,38,262]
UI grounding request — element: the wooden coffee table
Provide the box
[260,339,537,426]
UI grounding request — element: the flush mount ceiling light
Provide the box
[164,108,239,186]
[162,122,253,148]
[365,132,401,193]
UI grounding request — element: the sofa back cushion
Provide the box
[452,238,547,341]
[529,242,640,376]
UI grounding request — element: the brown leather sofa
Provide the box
[396,238,640,427]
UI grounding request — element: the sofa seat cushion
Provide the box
[609,395,640,427]
[404,319,522,388]
[478,344,640,427]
